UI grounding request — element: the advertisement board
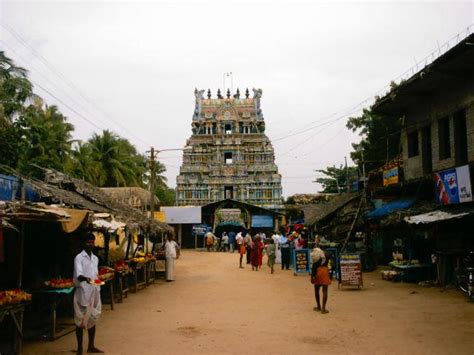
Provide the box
[339,254,363,288]
[251,215,274,228]
[216,208,244,226]
[434,165,473,205]
[383,167,399,186]
[292,249,311,275]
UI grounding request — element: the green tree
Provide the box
[16,99,75,177]
[315,165,359,193]
[87,130,146,187]
[346,108,401,172]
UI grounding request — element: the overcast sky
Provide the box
[1,1,473,197]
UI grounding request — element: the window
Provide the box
[453,109,468,165]
[225,123,232,134]
[407,131,419,157]
[224,186,233,199]
[438,117,451,160]
[224,152,233,164]
[421,126,432,174]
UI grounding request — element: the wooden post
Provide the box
[17,222,25,289]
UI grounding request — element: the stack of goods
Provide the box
[44,278,74,289]
[98,266,115,281]
[114,260,130,274]
[145,253,156,262]
[0,289,32,306]
[381,270,400,281]
[131,251,146,264]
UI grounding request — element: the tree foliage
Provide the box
[315,165,359,193]
[346,108,401,172]
[0,52,176,205]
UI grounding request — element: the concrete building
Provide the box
[176,88,283,209]
[373,33,474,183]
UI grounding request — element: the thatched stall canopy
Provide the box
[24,169,173,238]
[302,193,362,240]
[101,187,159,213]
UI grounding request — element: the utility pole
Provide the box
[361,150,367,190]
[148,147,156,254]
[345,156,349,193]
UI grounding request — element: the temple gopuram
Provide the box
[176,87,283,210]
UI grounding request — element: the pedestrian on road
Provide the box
[279,234,291,270]
[205,231,215,252]
[236,232,245,268]
[311,251,331,314]
[73,233,104,355]
[251,235,264,271]
[266,239,276,274]
[228,230,236,253]
[221,232,229,252]
[272,231,282,264]
[244,232,253,264]
[165,234,179,282]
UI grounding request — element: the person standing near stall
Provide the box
[165,234,179,282]
[73,234,103,355]
[279,234,291,270]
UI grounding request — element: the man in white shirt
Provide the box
[165,234,179,281]
[73,234,103,354]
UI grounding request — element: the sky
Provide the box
[1,1,473,197]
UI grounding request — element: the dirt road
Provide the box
[26,250,474,355]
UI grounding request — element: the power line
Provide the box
[0,23,153,150]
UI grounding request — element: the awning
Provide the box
[61,208,90,233]
[93,219,126,232]
[404,210,469,225]
[366,200,415,219]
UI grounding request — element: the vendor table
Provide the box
[146,261,156,285]
[0,302,29,354]
[100,278,115,311]
[130,263,147,293]
[114,271,130,303]
[389,262,432,283]
[33,287,75,341]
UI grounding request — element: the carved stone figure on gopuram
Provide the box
[176,88,283,210]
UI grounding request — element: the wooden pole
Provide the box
[17,222,25,289]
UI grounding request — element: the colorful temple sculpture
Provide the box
[176,88,283,209]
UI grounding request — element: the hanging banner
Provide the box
[434,165,473,205]
[251,215,274,228]
[383,167,399,186]
[216,208,244,226]
[339,254,363,288]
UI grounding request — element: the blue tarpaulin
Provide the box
[365,199,415,219]
[0,174,39,201]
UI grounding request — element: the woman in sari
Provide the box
[251,235,264,271]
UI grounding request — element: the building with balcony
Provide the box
[176,88,283,209]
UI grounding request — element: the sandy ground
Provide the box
[25,250,474,355]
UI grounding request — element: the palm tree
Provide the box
[88,130,144,187]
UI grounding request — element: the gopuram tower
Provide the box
[176,88,283,209]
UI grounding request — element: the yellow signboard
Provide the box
[154,211,166,222]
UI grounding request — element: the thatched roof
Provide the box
[101,187,159,210]
[24,168,173,235]
[302,193,360,226]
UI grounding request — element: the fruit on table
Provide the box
[131,257,145,263]
[98,266,115,281]
[44,278,74,289]
[0,289,32,306]
[114,260,130,273]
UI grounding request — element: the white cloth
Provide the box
[73,286,102,329]
[311,247,326,264]
[272,234,282,264]
[166,257,175,281]
[73,250,101,329]
[73,250,99,307]
[236,233,244,245]
[165,240,178,258]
